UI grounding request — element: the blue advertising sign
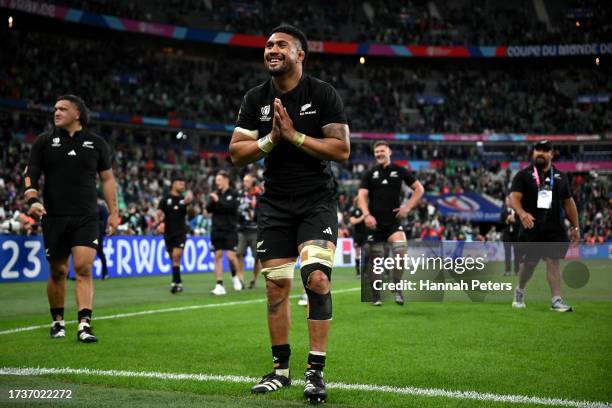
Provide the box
[0,236,355,283]
[425,193,502,222]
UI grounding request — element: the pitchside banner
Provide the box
[425,192,502,222]
[0,235,355,283]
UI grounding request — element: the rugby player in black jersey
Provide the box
[24,95,119,343]
[229,25,349,403]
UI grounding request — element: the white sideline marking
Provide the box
[0,288,360,336]
[0,366,609,408]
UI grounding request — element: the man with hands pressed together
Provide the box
[229,25,349,404]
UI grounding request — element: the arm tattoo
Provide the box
[322,123,349,141]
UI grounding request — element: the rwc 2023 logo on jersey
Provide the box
[260,105,271,122]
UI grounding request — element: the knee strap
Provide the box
[261,262,296,280]
[301,262,332,320]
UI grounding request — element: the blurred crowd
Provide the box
[2,31,610,135]
[46,0,611,45]
[2,111,610,243]
[1,5,610,244]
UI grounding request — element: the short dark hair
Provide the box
[373,141,390,149]
[270,25,308,59]
[56,94,90,127]
[217,170,230,180]
[171,171,185,182]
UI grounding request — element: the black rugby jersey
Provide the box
[235,75,348,196]
[349,205,366,238]
[360,163,417,226]
[206,188,239,231]
[25,128,112,216]
[510,165,571,228]
[158,194,188,237]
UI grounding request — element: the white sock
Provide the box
[275,368,289,377]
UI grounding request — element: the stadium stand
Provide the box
[0,1,610,243]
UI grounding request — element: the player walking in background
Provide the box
[229,25,350,403]
[156,172,195,294]
[237,173,263,289]
[207,171,241,295]
[24,95,119,343]
[358,141,424,306]
[510,140,580,311]
[349,196,366,277]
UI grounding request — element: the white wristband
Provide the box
[257,134,276,153]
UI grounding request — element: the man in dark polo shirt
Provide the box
[156,172,195,293]
[24,95,119,343]
[510,140,580,312]
[229,25,350,404]
[206,171,241,295]
[358,141,424,306]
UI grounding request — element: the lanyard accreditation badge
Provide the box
[534,166,553,209]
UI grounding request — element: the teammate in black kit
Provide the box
[348,196,366,277]
[206,171,241,295]
[23,95,119,343]
[229,25,350,403]
[156,172,195,293]
[358,141,424,306]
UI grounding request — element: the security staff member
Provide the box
[348,196,366,277]
[156,172,195,293]
[24,95,119,343]
[499,195,519,276]
[229,25,350,403]
[510,140,580,312]
[237,173,262,289]
[206,171,241,295]
[358,141,424,306]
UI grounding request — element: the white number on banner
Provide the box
[1,241,19,279]
[196,239,208,271]
[23,241,42,278]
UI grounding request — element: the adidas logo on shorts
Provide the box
[323,227,333,235]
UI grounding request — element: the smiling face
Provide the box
[374,144,392,166]
[54,99,81,130]
[264,32,304,77]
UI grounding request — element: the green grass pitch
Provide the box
[0,261,610,407]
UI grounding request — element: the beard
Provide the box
[534,156,548,169]
[268,64,290,77]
